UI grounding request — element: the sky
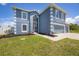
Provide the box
[0,3,79,26]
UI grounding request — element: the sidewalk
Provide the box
[34,33,79,41]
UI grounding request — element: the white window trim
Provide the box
[51,22,65,26]
[21,24,28,32]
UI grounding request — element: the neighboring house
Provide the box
[0,25,14,35]
[13,3,69,35]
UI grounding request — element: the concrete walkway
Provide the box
[34,33,79,41]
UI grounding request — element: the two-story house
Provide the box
[13,4,69,35]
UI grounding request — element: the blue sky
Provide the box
[0,3,79,25]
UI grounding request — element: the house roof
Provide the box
[12,6,39,15]
[49,4,66,14]
[40,3,67,15]
[12,3,66,15]
[12,6,35,12]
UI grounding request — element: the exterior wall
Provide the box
[15,18,29,34]
[39,8,50,35]
[14,8,39,35]
[13,4,69,35]
[14,9,30,34]
[50,7,67,34]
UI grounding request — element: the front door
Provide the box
[33,15,38,32]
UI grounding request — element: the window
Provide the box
[63,13,65,20]
[23,12,26,19]
[22,12,28,19]
[52,8,55,17]
[16,10,21,18]
[55,10,59,18]
[22,24,28,32]
[59,11,61,19]
[61,13,65,19]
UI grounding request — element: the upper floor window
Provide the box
[55,9,59,18]
[63,13,65,20]
[52,8,55,17]
[22,12,27,19]
[15,10,28,19]
[59,11,62,19]
[62,13,65,19]
[16,10,21,18]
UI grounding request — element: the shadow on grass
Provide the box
[0,34,34,39]
[39,33,58,37]
[0,32,58,39]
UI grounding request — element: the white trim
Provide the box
[35,14,39,33]
[64,25,66,33]
[14,17,16,22]
[50,15,53,18]
[68,25,70,32]
[14,24,16,34]
[30,14,39,33]
[30,15,33,33]
[21,24,28,32]
[37,15,39,33]
[50,25,54,32]
[13,10,17,34]
[50,22,65,26]
[50,18,53,21]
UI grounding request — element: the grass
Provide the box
[70,30,79,33]
[0,35,79,56]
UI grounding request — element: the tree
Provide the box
[69,24,79,33]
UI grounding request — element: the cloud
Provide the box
[75,16,79,20]
[66,15,79,24]
[0,18,14,27]
[2,21,15,27]
[0,3,7,6]
[66,18,76,24]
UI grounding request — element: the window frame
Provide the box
[21,24,28,32]
[16,10,21,18]
[55,9,59,18]
[21,11,28,20]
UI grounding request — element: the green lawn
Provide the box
[70,30,79,33]
[0,35,79,56]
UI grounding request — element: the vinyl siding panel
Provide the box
[50,7,65,24]
[39,8,50,35]
[15,18,29,34]
[14,10,30,35]
[50,7,66,34]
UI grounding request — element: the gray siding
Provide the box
[39,8,50,35]
[50,7,65,24]
[50,7,66,34]
[14,9,30,35]
[13,6,69,35]
[15,18,29,34]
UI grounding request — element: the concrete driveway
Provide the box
[53,33,79,41]
[35,33,79,41]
